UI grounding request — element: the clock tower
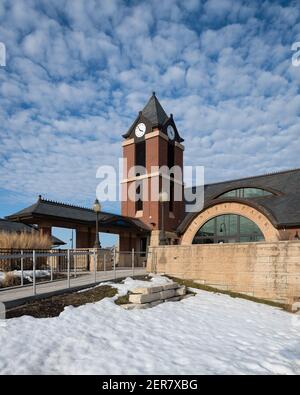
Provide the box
[121,93,185,245]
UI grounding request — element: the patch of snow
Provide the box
[0,272,5,283]
[13,270,50,282]
[0,270,50,284]
[0,275,299,375]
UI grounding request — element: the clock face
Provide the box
[167,125,175,140]
[135,123,146,138]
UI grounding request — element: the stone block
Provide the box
[163,283,179,291]
[165,296,181,302]
[132,285,164,295]
[175,286,186,296]
[291,302,300,313]
[129,292,160,304]
[150,285,164,293]
[160,289,176,299]
[131,287,150,295]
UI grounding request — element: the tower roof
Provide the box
[141,92,169,126]
[123,92,184,142]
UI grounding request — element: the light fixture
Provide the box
[93,199,101,213]
[93,199,101,249]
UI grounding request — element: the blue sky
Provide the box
[0,0,300,246]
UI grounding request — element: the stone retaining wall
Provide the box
[148,241,300,306]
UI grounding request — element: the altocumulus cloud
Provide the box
[0,0,300,209]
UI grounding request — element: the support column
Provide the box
[39,225,52,238]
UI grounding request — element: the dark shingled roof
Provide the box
[0,219,66,246]
[141,93,169,126]
[6,198,151,233]
[178,168,300,233]
[123,93,184,142]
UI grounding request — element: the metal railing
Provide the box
[0,248,149,295]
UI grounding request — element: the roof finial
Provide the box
[38,195,42,201]
[152,91,156,97]
[170,113,173,119]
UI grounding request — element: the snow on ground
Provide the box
[0,272,5,283]
[0,270,50,284]
[0,275,299,375]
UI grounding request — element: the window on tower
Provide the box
[135,141,146,173]
[169,181,174,212]
[168,142,174,169]
[135,183,143,212]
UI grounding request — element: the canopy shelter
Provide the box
[6,196,151,249]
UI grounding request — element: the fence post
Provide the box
[74,252,77,278]
[67,249,71,288]
[132,248,135,277]
[113,247,117,282]
[50,262,54,282]
[104,252,106,274]
[32,250,36,295]
[20,250,24,286]
[93,250,97,284]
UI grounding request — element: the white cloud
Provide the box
[0,0,299,210]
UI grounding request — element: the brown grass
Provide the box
[0,231,52,249]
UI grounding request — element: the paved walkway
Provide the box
[0,268,146,306]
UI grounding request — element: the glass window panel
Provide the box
[192,214,265,244]
[240,216,263,236]
[216,214,238,236]
[198,218,215,237]
[219,188,272,199]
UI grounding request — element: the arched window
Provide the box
[192,214,264,244]
[217,188,273,199]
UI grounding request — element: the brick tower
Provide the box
[121,93,185,245]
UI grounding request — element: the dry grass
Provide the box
[1,272,21,288]
[0,231,52,249]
